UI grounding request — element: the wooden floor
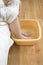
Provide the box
[8,0,43,65]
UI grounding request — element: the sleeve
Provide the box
[14,0,20,5]
[0,0,4,7]
[6,0,20,24]
[13,0,20,8]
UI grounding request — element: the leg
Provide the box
[9,16,30,39]
[22,31,32,37]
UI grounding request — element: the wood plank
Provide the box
[8,0,43,65]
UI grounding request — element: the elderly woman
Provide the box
[0,0,32,65]
[0,0,20,65]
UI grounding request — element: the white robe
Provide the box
[0,22,13,65]
[0,0,20,65]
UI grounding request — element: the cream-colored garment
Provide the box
[0,0,19,65]
[0,0,20,23]
[0,22,13,65]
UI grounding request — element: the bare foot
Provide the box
[11,33,29,39]
[20,35,30,39]
[11,33,33,39]
[21,35,34,39]
[22,31,32,37]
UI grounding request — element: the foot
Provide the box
[22,31,32,37]
[11,32,33,39]
[21,35,34,39]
